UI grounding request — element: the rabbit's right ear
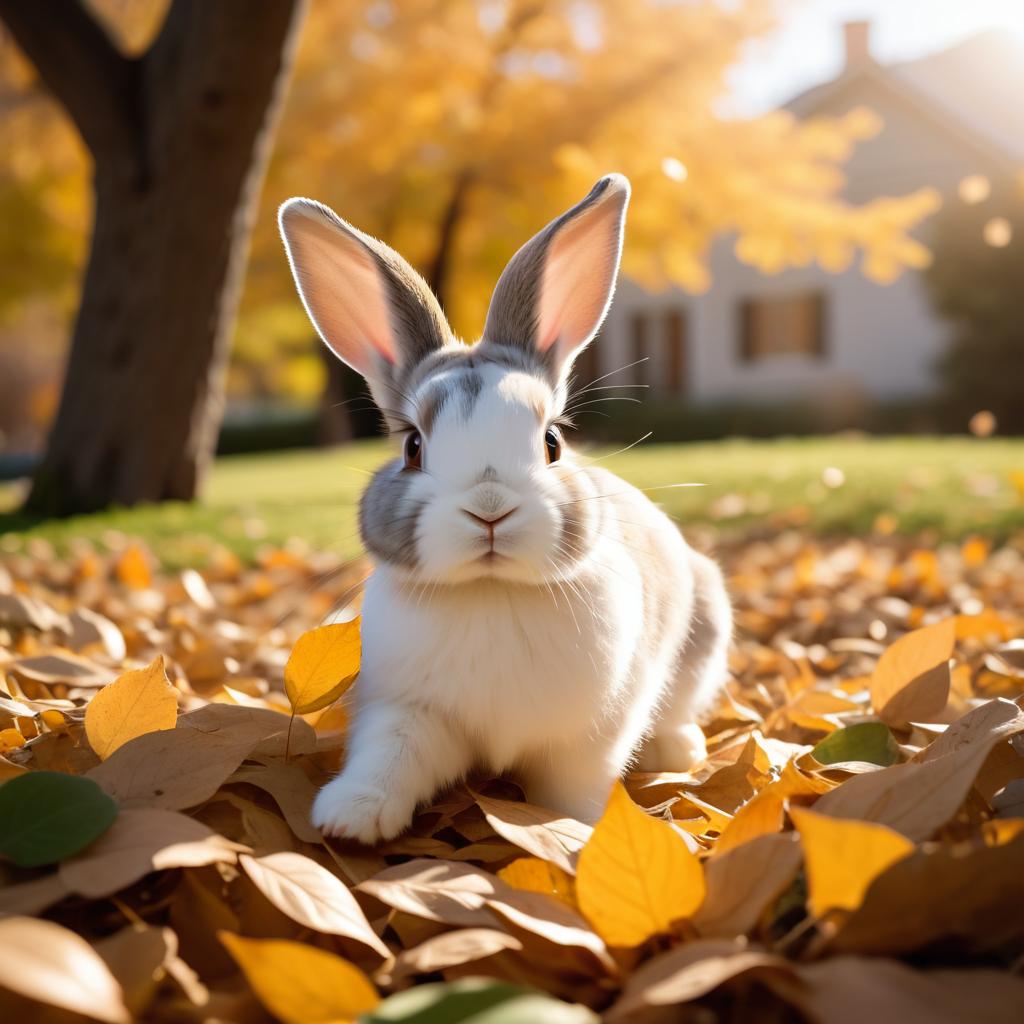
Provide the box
[279,199,451,399]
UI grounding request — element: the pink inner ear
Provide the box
[536,199,621,358]
[285,210,398,374]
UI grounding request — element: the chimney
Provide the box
[843,20,871,68]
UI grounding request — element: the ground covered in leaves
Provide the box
[1,529,1023,1023]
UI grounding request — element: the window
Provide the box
[629,308,689,395]
[631,311,649,386]
[739,292,826,362]
[664,309,687,395]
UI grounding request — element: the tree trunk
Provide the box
[0,0,306,516]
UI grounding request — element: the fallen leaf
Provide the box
[813,699,1024,840]
[0,916,129,1023]
[790,806,914,917]
[219,932,378,1024]
[827,828,1024,955]
[692,832,802,938]
[811,722,900,767]
[0,771,118,868]
[85,656,178,759]
[870,619,955,726]
[285,620,361,714]
[86,704,314,809]
[57,807,243,898]
[239,851,390,958]
[576,782,705,947]
[785,956,1024,1024]
[498,857,576,907]
[358,859,614,971]
[116,545,152,590]
[606,939,793,1021]
[363,977,598,1023]
[382,929,524,987]
[475,792,592,874]
[94,924,175,1017]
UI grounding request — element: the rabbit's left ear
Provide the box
[482,174,630,379]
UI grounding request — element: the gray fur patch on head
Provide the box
[417,368,484,435]
[479,176,616,381]
[359,459,422,568]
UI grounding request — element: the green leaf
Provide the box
[360,978,598,1024]
[812,722,900,768]
[0,771,119,867]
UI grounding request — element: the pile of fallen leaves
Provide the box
[0,529,1023,1023]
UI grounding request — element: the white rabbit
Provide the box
[279,175,732,843]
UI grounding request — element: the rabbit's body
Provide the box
[278,175,732,843]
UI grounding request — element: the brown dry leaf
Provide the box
[229,760,322,843]
[358,859,614,972]
[86,704,314,809]
[93,924,176,1017]
[790,805,914,917]
[0,916,130,1023]
[220,932,379,1024]
[239,851,390,958]
[10,651,115,688]
[85,655,178,759]
[606,938,794,1021]
[870,618,955,726]
[576,782,704,947]
[714,758,830,854]
[68,608,127,660]
[475,792,592,874]
[828,828,1024,955]
[813,699,1024,840]
[284,620,361,714]
[0,873,71,917]
[786,956,1024,1024]
[382,928,524,987]
[692,832,802,938]
[59,808,245,898]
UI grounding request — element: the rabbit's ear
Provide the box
[279,199,451,388]
[482,174,629,379]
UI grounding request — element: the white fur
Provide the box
[281,176,733,843]
[311,370,732,842]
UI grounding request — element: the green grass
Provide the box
[1,436,1022,568]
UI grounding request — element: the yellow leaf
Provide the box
[0,727,26,753]
[870,619,955,726]
[576,782,705,946]
[498,857,576,907]
[219,932,378,1024]
[115,545,152,590]
[85,656,178,760]
[790,806,914,917]
[285,621,361,715]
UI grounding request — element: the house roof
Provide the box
[787,29,1024,167]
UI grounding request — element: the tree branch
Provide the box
[0,0,140,160]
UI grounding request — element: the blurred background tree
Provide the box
[926,176,1024,434]
[0,0,305,515]
[1,0,939,507]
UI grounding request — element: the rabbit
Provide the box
[278,174,732,843]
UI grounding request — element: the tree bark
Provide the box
[0,0,306,515]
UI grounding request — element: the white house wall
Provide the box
[602,68,1001,406]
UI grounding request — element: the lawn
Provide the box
[1,435,1022,567]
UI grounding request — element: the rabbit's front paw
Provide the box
[311,777,413,844]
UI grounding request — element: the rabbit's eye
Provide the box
[544,426,562,464]
[404,430,423,470]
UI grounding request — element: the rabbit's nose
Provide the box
[462,507,518,529]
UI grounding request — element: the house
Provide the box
[595,23,1024,422]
